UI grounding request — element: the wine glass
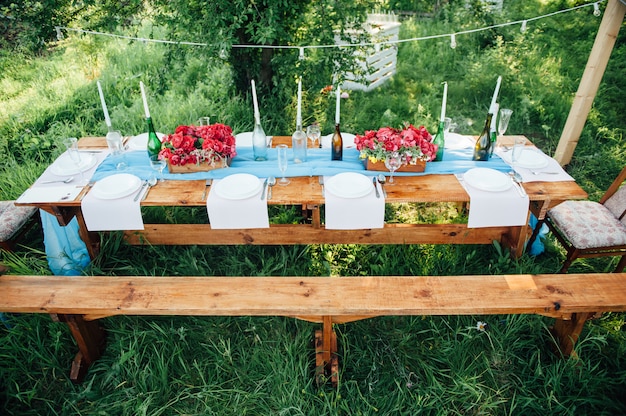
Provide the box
[150,157,167,183]
[63,137,86,184]
[384,151,402,185]
[197,117,211,126]
[277,144,290,185]
[306,123,321,148]
[105,129,127,170]
[498,108,513,138]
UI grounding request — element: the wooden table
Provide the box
[13,135,591,384]
[30,135,587,260]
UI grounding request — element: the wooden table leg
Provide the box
[74,210,100,258]
[315,316,338,386]
[551,312,593,358]
[53,314,106,383]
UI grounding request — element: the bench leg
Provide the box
[315,316,338,386]
[54,314,106,383]
[551,312,592,358]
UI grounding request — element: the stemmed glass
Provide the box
[498,108,513,139]
[150,157,167,183]
[384,151,402,185]
[105,129,127,170]
[306,124,321,148]
[277,144,290,185]
[63,137,86,184]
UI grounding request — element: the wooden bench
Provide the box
[1,272,626,385]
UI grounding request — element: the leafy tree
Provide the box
[149,0,376,103]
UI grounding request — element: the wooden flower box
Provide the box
[167,157,231,173]
[364,159,426,173]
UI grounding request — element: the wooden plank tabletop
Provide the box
[2,273,625,320]
[62,135,586,208]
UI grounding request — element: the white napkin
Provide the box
[206,178,270,229]
[81,187,145,231]
[459,177,529,228]
[324,176,385,230]
[495,147,574,182]
[444,133,475,149]
[17,185,83,203]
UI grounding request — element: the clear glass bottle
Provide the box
[331,123,343,161]
[473,113,493,161]
[292,123,307,163]
[252,120,268,161]
[432,120,445,161]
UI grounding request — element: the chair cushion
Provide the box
[604,184,626,225]
[548,200,626,250]
[0,201,38,241]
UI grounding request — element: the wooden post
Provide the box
[554,0,626,166]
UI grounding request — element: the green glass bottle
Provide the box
[473,113,493,161]
[489,103,498,157]
[433,120,445,161]
[146,117,161,160]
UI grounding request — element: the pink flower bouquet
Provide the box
[354,124,437,165]
[159,123,237,166]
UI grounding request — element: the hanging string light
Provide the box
[593,2,602,16]
[52,0,606,58]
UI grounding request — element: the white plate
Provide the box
[91,174,142,200]
[463,168,512,192]
[444,133,474,149]
[127,132,165,151]
[321,133,356,149]
[214,173,263,200]
[502,148,549,169]
[50,153,97,176]
[325,172,373,198]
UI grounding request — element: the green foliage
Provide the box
[1,1,626,413]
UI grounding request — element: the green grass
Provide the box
[2,1,626,414]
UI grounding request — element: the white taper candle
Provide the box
[490,76,501,110]
[440,82,448,122]
[251,79,260,125]
[140,81,151,119]
[296,77,302,127]
[335,85,341,125]
[97,81,112,128]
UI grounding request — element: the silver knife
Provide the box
[260,178,269,200]
[372,176,380,198]
[133,180,149,202]
[202,179,212,200]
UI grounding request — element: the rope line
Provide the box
[54,1,606,52]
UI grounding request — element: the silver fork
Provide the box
[319,176,325,196]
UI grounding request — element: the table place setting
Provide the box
[206,173,270,229]
[17,148,111,204]
[323,172,385,230]
[494,146,573,182]
[457,167,529,228]
[81,173,146,231]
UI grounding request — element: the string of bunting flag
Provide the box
[54,0,605,56]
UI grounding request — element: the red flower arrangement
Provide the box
[159,123,237,166]
[354,124,438,164]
